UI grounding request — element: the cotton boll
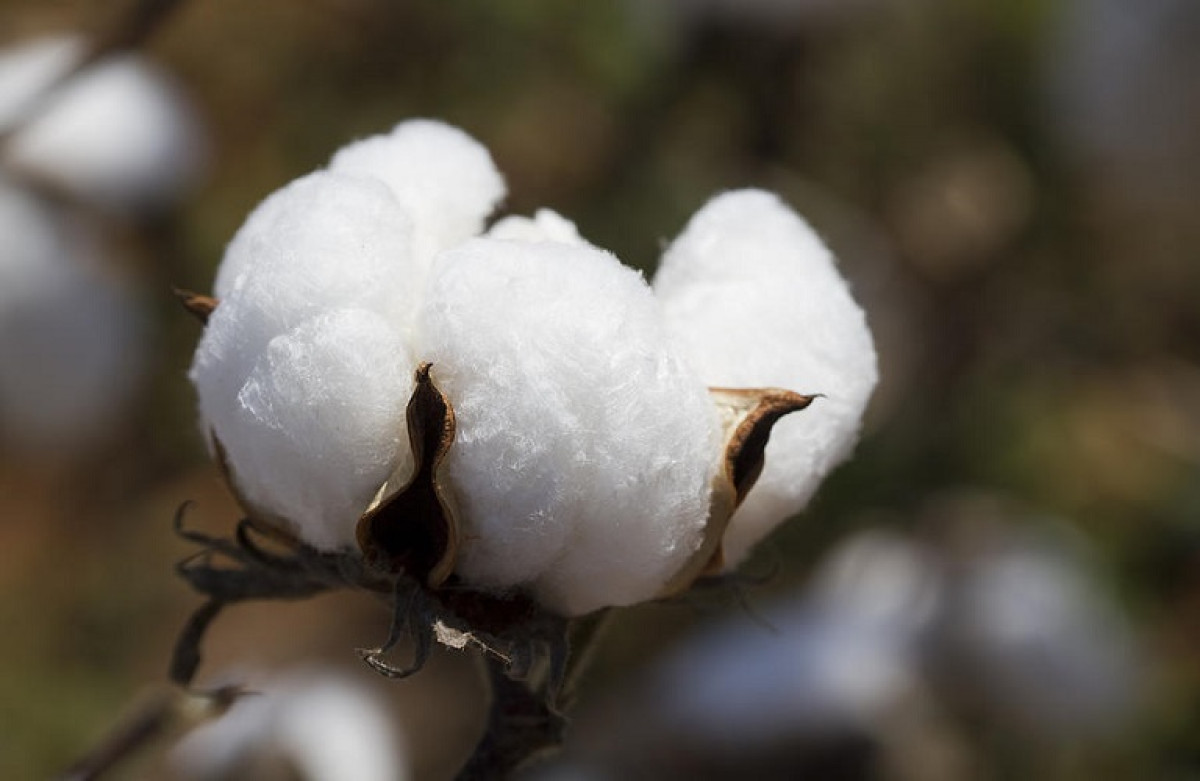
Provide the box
[200,309,414,550]
[211,171,418,333]
[173,668,409,781]
[194,171,421,507]
[0,35,206,214]
[941,532,1140,736]
[329,119,506,270]
[648,535,934,748]
[0,179,145,454]
[653,189,878,565]
[419,238,721,615]
[0,36,79,132]
[653,605,916,747]
[488,208,588,246]
[809,529,942,639]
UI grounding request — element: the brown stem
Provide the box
[457,657,567,781]
[57,686,244,781]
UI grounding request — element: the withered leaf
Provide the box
[357,363,461,588]
[173,287,218,324]
[659,387,816,596]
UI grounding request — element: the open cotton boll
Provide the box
[653,189,877,566]
[0,179,146,454]
[0,35,206,214]
[211,171,418,330]
[329,119,505,270]
[419,238,721,615]
[195,172,420,471]
[487,208,588,246]
[211,310,413,550]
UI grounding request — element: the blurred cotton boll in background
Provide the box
[0,34,206,216]
[0,178,145,456]
[929,516,1142,739]
[554,511,1142,778]
[551,530,947,779]
[172,667,410,781]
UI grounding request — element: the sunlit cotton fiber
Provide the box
[487,208,588,246]
[419,238,722,615]
[191,172,420,549]
[653,189,878,565]
[329,119,506,272]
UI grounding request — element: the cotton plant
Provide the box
[176,117,875,773]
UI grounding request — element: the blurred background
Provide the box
[0,0,1198,778]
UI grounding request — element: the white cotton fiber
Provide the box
[211,171,418,329]
[329,119,505,271]
[487,208,588,246]
[0,179,146,453]
[218,310,412,550]
[653,189,877,565]
[0,35,206,214]
[191,171,421,549]
[418,238,721,615]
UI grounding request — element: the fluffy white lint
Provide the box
[0,35,205,213]
[329,119,506,271]
[191,172,419,549]
[419,238,721,616]
[0,179,145,453]
[653,189,878,565]
[487,208,588,246]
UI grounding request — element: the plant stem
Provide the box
[457,657,566,781]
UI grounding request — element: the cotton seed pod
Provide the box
[0,35,206,214]
[653,189,878,566]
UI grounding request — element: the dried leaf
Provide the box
[173,287,218,324]
[659,387,816,595]
[357,363,461,588]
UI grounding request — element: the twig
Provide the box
[457,657,567,781]
[57,686,245,781]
